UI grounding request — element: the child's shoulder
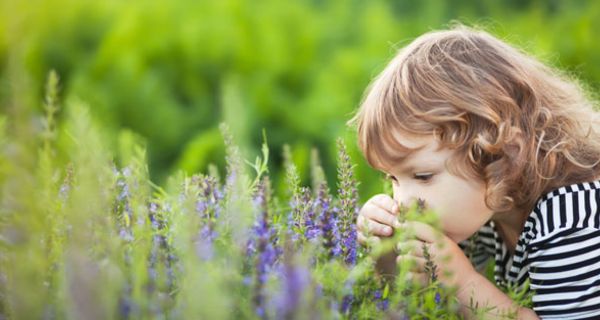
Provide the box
[524,179,600,248]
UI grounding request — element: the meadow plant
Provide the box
[0,71,534,319]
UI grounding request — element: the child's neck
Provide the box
[492,210,528,255]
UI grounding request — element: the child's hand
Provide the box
[356,194,401,246]
[395,221,477,289]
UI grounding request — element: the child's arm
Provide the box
[458,272,539,319]
[395,221,539,319]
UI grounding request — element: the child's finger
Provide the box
[403,271,428,287]
[396,254,427,272]
[395,240,427,257]
[357,231,366,245]
[366,235,381,246]
[371,194,399,215]
[357,214,367,232]
[358,231,381,246]
[366,219,393,236]
[397,221,441,243]
[357,214,389,236]
[362,205,398,228]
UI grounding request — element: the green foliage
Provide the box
[3,0,600,204]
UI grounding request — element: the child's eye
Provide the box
[413,173,433,182]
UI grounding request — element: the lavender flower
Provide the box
[194,175,223,261]
[114,167,134,242]
[422,240,444,308]
[147,201,177,293]
[220,123,243,199]
[373,290,389,311]
[304,189,321,241]
[336,139,359,265]
[195,224,216,260]
[118,283,136,319]
[147,201,167,300]
[341,294,354,314]
[288,187,312,242]
[249,178,280,318]
[435,292,442,305]
[422,241,438,283]
[58,163,73,202]
[317,184,342,259]
[275,239,311,319]
[283,144,302,228]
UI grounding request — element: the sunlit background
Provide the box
[2,0,600,201]
[3,1,600,319]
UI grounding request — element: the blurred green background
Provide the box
[2,0,600,202]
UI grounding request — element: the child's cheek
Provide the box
[435,200,491,243]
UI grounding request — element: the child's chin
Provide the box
[446,232,470,244]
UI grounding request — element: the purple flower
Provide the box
[147,201,177,292]
[317,185,342,259]
[435,292,442,305]
[114,167,134,242]
[58,165,73,202]
[336,139,360,265]
[118,228,134,242]
[288,187,312,240]
[341,226,357,265]
[274,239,311,319]
[373,289,389,311]
[118,283,137,318]
[220,123,243,197]
[193,176,223,261]
[341,294,353,314]
[249,178,280,318]
[195,224,216,260]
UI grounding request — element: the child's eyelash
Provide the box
[413,173,433,182]
[384,173,433,182]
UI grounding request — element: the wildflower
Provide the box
[373,289,389,311]
[58,163,73,202]
[114,167,134,242]
[288,187,312,242]
[275,239,311,319]
[341,227,357,265]
[304,190,321,241]
[317,184,342,259]
[249,178,280,318]
[118,283,137,319]
[150,201,177,291]
[282,144,303,230]
[194,175,223,261]
[195,224,216,260]
[220,123,243,198]
[416,198,427,213]
[341,294,354,314]
[422,242,438,283]
[336,139,360,265]
[422,239,444,308]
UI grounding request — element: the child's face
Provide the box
[382,132,493,243]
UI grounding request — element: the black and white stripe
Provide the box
[460,180,600,319]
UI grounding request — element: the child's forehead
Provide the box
[374,132,442,171]
[389,130,434,149]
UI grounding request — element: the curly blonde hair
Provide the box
[348,24,600,214]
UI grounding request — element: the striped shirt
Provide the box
[460,179,600,319]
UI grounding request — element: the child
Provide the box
[349,25,600,319]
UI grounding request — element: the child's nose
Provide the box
[392,186,419,210]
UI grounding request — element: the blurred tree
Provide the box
[1,0,599,201]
